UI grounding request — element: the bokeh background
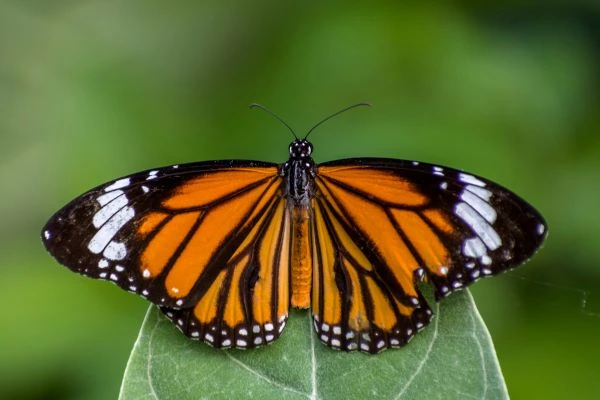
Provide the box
[1,1,599,399]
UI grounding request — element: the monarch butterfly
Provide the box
[42,104,547,353]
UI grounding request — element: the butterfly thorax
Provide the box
[281,139,316,208]
[281,139,316,308]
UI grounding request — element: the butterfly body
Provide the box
[42,138,547,353]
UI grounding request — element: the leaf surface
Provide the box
[119,289,508,400]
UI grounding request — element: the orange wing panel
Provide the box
[317,165,427,206]
[193,269,227,323]
[252,199,290,324]
[317,180,418,298]
[140,211,200,279]
[312,203,342,325]
[165,179,272,298]
[422,208,454,234]
[223,255,250,327]
[138,212,168,236]
[391,209,450,272]
[164,168,278,209]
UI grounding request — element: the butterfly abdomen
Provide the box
[290,206,312,308]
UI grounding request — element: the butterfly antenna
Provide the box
[250,103,298,140]
[304,102,371,140]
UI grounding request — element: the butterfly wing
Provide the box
[312,158,547,353]
[42,161,291,348]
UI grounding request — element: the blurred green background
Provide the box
[1,1,599,399]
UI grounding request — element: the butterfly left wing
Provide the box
[42,161,291,348]
[311,158,547,353]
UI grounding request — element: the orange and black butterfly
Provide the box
[42,105,547,353]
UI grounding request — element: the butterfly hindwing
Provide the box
[311,192,433,353]
[42,160,292,348]
[312,159,547,352]
[160,187,292,348]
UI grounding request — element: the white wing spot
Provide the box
[98,259,109,269]
[142,185,149,193]
[43,230,51,240]
[440,181,448,190]
[103,241,127,260]
[454,202,501,250]
[142,269,151,278]
[93,194,128,228]
[537,223,545,235]
[463,237,486,258]
[146,170,159,180]
[465,185,492,201]
[96,190,124,206]
[87,206,135,254]
[104,178,131,192]
[115,265,125,272]
[460,190,497,223]
[481,255,492,266]
[458,173,486,187]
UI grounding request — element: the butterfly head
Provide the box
[289,139,313,159]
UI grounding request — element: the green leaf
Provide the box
[119,289,508,400]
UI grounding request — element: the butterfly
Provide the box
[42,105,547,353]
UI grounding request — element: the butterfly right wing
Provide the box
[310,159,546,353]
